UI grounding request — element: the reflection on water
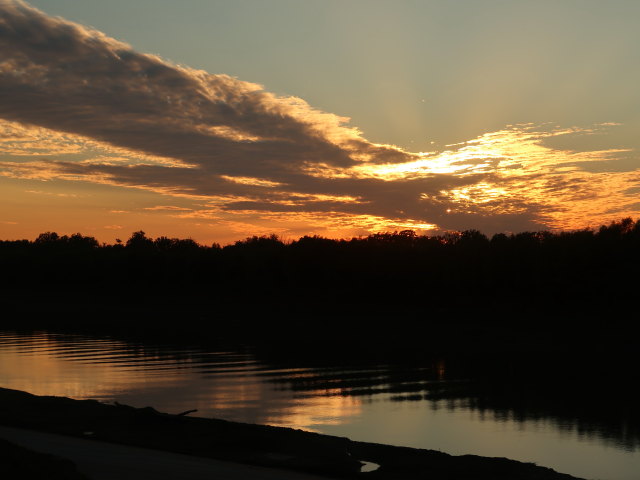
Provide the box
[0,331,639,480]
[0,331,361,429]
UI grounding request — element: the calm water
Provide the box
[0,330,638,480]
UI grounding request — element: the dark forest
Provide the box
[2,217,638,359]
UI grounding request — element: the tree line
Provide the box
[1,218,639,350]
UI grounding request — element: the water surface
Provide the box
[0,330,637,480]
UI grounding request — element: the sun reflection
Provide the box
[264,394,362,431]
[0,332,363,432]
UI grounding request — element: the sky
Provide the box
[1,0,639,244]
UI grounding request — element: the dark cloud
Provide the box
[0,1,362,170]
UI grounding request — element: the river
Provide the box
[0,330,637,480]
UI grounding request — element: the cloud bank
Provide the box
[1,0,639,236]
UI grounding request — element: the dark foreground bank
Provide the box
[0,425,335,480]
[0,387,583,480]
[1,436,90,480]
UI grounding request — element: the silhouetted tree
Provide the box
[2,217,640,335]
[126,230,154,251]
[34,232,60,244]
[67,233,99,249]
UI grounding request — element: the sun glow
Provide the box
[327,123,639,230]
[1,118,638,242]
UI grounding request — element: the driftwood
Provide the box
[176,409,198,416]
[114,401,196,417]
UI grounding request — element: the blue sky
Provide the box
[26,0,640,149]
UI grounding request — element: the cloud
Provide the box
[0,0,388,171]
[1,1,639,236]
[24,189,79,197]
[143,205,192,212]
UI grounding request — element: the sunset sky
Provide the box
[1,0,639,244]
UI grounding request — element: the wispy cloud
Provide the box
[24,189,79,198]
[1,1,639,236]
[143,205,192,212]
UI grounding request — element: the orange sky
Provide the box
[1,1,639,244]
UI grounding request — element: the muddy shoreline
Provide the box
[0,387,584,479]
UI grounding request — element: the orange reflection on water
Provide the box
[0,336,172,401]
[264,392,362,431]
[0,332,362,431]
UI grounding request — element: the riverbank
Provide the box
[1,435,90,480]
[0,387,583,479]
[0,425,334,480]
